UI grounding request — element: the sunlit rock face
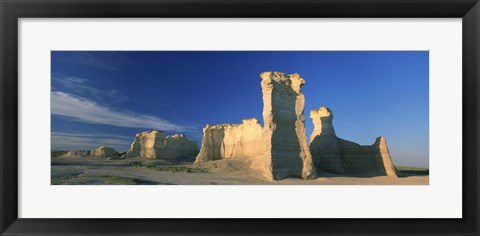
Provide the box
[122,130,199,160]
[60,150,92,158]
[195,72,317,180]
[309,107,398,177]
[90,146,119,158]
[195,118,263,163]
[60,146,119,158]
[254,72,317,180]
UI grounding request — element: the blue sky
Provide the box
[51,51,429,167]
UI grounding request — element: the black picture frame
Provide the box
[1,0,479,235]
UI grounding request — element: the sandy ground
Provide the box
[51,157,429,185]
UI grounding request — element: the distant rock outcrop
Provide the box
[60,150,91,158]
[122,130,199,160]
[195,72,317,180]
[91,146,119,158]
[309,107,398,177]
[60,146,119,158]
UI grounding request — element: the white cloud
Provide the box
[52,74,128,105]
[51,91,192,132]
[61,76,87,84]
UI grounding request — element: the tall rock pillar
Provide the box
[309,107,344,173]
[255,72,317,180]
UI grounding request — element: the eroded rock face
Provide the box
[309,107,344,173]
[195,118,263,163]
[195,72,317,180]
[309,107,398,177]
[60,150,91,158]
[91,146,119,158]
[60,146,119,158]
[122,130,199,160]
[254,72,316,180]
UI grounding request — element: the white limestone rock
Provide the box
[195,118,263,163]
[309,107,398,177]
[195,72,317,180]
[122,130,199,160]
[254,72,317,180]
[309,107,344,173]
[60,146,119,158]
[90,146,119,158]
[59,150,91,158]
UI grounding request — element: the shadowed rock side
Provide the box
[60,146,119,158]
[195,118,263,163]
[309,107,398,177]
[122,130,199,160]
[195,72,317,180]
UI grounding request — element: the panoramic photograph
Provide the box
[51,51,429,185]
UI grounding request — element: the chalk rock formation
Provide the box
[309,107,344,173]
[122,130,199,160]
[59,146,119,158]
[90,146,119,158]
[60,150,91,158]
[309,107,398,177]
[195,118,263,163]
[195,72,317,180]
[254,72,317,180]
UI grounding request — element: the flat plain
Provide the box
[51,157,429,185]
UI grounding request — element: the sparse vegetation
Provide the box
[98,175,141,185]
[145,165,206,173]
[127,161,206,173]
[397,166,429,176]
[127,161,144,167]
[51,173,80,184]
[52,173,142,185]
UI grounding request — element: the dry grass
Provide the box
[127,161,207,173]
[397,166,429,175]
